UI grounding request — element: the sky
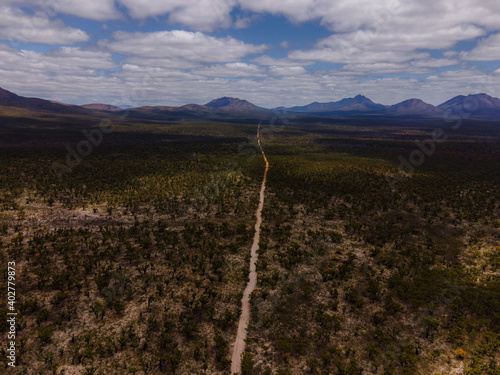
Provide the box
[1,0,500,108]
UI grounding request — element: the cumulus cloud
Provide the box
[234,15,259,29]
[1,0,500,107]
[238,0,500,33]
[290,48,430,65]
[463,33,500,61]
[340,62,409,75]
[53,0,120,21]
[238,0,323,24]
[0,42,123,104]
[240,0,497,75]
[194,63,266,78]
[0,43,117,77]
[2,40,500,108]
[3,0,120,21]
[287,17,484,66]
[100,30,268,64]
[268,66,307,76]
[0,6,89,44]
[251,55,316,66]
[338,58,459,75]
[117,0,235,31]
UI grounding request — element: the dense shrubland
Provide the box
[244,128,500,374]
[0,120,499,374]
[0,130,262,374]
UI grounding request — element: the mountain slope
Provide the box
[280,95,386,113]
[205,97,263,110]
[129,97,273,121]
[438,93,500,116]
[129,97,272,121]
[81,103,123,112]
[0,86,90,115]
[385,98,443,116]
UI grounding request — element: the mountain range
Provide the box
[276,94,500,118]
[276,94,386,113]
[1,86,499,121]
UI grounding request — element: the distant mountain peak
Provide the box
[438,93,500,115]
[392,98,429,108]
[353,94,369,100]
[205,97,259,109]
[282,94,386,113]
[81,103,123,112]
[387,98,442,116]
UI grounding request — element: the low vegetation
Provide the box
[0,117,499,374]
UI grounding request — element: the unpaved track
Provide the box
[230,123,269,374]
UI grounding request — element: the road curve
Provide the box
[230,122,269,374]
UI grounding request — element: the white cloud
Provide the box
[0,43,124,104]
[443,51,458,59]
[3,0,120,21]
[251,56,315,66]
[240,0,498,73]
[463,33,500,61]
[234,15,259,29]
[411,58,459,69]
[117,0,236,31]
[238,0,500,33]
[277,1,486,77]
[0,6,89,44]
[12,0,497,38]
[238,0,325,25]
[119,64,198,82]
[194,63,266,77]
[0,43,116,77]
[268,66,307,76]
[54,0,120,21]
[119,57,202,70]
[101,30,268,64]
[339,58,459,75]
[340,62,409,75]
[425,69,498,95]
[1,0,500,108]
[280,41,290,49]
[2,40,500,108]
[290,47,430,65]
[288,21,483,66]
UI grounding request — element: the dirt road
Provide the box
[230,123,269,374]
